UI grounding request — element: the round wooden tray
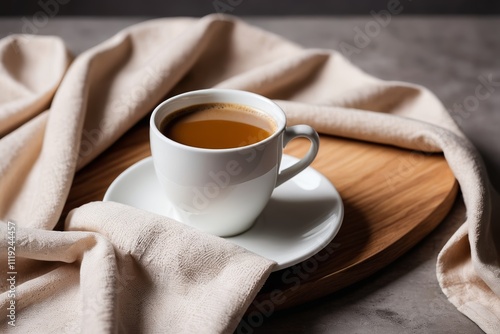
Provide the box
[63,117,458,311]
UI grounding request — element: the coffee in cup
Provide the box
[159,102,276,149]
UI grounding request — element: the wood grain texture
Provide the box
[252,136,458,311]
[62,117,458,310]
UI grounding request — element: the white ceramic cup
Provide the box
[150,89,319,237]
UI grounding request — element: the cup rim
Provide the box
[150,89,287,153]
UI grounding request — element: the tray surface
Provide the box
[63,118,458,310]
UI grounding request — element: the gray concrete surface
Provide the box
[1,16,498,333]
[3,0,500,16]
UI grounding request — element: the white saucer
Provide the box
[103,155,344,271]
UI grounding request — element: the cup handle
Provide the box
[276,125,320,187]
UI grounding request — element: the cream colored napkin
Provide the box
[0,14,498,333]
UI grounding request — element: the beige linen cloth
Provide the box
[0,14,499,333]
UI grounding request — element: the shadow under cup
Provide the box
[150,89,318,237]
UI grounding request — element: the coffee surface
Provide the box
[160,103,276,149]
